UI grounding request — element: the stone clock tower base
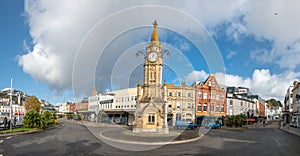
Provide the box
[132,98,169,134]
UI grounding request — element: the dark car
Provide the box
[175,121,198,130]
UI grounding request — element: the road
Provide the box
[1,120,300,156]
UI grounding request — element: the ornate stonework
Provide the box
[133,20,169,134]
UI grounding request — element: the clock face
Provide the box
[148,52,158,62]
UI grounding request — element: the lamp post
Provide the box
[10,78,13,131]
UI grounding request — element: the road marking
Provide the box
[0,140,3,143]
[274,138,281,147]
[6,136,12,139]
[223,138,256,143]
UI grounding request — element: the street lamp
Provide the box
[10,78,13,131]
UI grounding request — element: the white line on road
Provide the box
[223,138,256,143]
[0,140,3,143]
[274,138,282,147]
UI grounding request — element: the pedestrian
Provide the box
[14,117,17,127]
[7,119,11,128]
[3,116,7,128]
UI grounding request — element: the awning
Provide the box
[247,118,256,122]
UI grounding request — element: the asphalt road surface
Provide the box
[1,121,300,156]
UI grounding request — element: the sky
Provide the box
[1,0,300,104]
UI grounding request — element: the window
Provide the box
[204,92,208,99]
[203,104,207,111]
[148,113,155,123]
[216,94,220,100]
[177,102,181,109]
[216,104,220,112]
[169,92,172,97]
[187,103,191,109]
[221,104,225,112]
[177,92,181,97]
[176,113,182,121]
[221,94,225,100]
[211,92,214,99]
[241,102,243,106]
[197,103,202,111]
[187,92,191,97]
[210,103,214,112]
[186,113,192,117]
[230,100,233,105]
[168,101,172,108]
[198,92,202,99]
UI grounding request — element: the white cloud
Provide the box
[243,0,300,69]
[20,0,242,96]
[184,70,209,84]
[186,69,300,101]
[19,0,300,99]
[217,69,300,101]
[225,22,247,41]
[226,51,237,59]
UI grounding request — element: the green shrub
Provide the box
[23,110,57,129]
[23,110,46,129]
[42,111,55,126]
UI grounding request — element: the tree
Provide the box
[266,98,282,109]
[23,110,46,129]
[25,96,41,112]
[42,111,55,126]
[226,114,247,127]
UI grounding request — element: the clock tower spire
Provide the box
[151,20,159,41]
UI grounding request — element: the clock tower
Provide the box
[133,20,169,134]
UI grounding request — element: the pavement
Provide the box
[64,119,205,145]
[99,127,203,145]
[280,125,300,136]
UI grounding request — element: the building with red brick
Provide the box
[194,74,226,125]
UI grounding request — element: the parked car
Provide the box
[207,122,221,129]
[175,121,198,130]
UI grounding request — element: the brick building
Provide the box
[194,74,226,125]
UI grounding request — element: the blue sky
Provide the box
[1,1,300,104]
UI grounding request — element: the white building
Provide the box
[58,103,67,113]
[87,88,140,124]
[88,94,114,122]
[226,87,255,117]
[112,88,138,110]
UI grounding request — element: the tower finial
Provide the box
[151,20,159,41]
[153,20,158,27]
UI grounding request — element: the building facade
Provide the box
[226,87,255,117]
[88,94,114,122]
[109,88,138,125]
[195,74,226,125]
[166,82,195,126]
[291,81,300,127]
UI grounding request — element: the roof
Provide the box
[151,20,159,41]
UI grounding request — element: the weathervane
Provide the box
[153,20,158,27]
